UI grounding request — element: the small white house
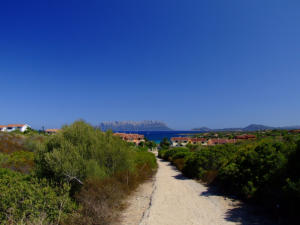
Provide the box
[0,124,31,132]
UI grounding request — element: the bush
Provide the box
[33,120,157,224]
[0,121,157,225]
[161,136,300,223]
[64,150,157,225]
[158,149,167,158]
[35,121,136,186]
[0,168,75,224]
[172,150,191,161]
[159,138,170,149]
[161,147,189,161]
[0,150,34,173]
[63,178,125,225]
[0,133,25,154]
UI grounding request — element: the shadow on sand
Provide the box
[172,173,190,180]
[200,185,281,225]
[166,161,280,224]
[159,157,284,224]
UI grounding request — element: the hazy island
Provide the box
[98,120,172,131]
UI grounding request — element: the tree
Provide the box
[160,138,170,149]
[146,140,157,151]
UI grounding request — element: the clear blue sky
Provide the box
[1,0,300,130]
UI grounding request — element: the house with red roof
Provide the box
[0,124,30,132]
[171,137,207,147]
[45,129,60,134]
[207,138,236,146]
[235,134,256,140]
[290,129,300,133]
[114,133,145,145]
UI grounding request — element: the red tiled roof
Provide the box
[0,124,26,128]
[45,129,59,133]
[171,137,207,143]
[290,129,300,133]
[235,134,256,139]
[6,124,26,127]
[190,138,207,142]
[207,138,236,145]
[171,137,190,141]
[114,133,144,140]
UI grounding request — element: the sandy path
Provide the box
[120,179,155,225]
[122,157,275,225]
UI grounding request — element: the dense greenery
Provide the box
[159,137,170,149]
[0,168,75,224]
[0,121,157,225]
[159,134,300,223]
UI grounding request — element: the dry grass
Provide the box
[202,170,218,184]
[63,165,156,225]
[173,158,185,171]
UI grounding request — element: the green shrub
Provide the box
[172,150,191,161]
[1,150,34,173]
[217,142,287,198]
[0,168,75,224]
[0,121,157,225]
[35,121,136,186]
[33,120,157,224]
[134,150,157,171]
[159,138,170,149]
[158,149,167,158]
[162,147,189,161]
[0,133,25,154]
[161,136,300,223]
[182,152,206,178]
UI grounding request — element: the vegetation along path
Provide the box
[122,156,275,225]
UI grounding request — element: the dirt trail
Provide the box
[121,157,275,225]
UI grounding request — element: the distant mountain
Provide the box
[192,126,242,132]
[98,120,172,131]
[192,124,300,132]
[191,127,212,132]
[243,124,274,131]
[280,125,300,130]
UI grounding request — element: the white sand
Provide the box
[120,178,156,225]
[121,157,274,225]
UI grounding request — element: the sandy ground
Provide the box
[121,157,275,225]
[120,178,156,225]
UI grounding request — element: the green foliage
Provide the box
[160,137,170,149]
[35,121,137,185]
[0,150,34,173]
[0,133,24,154]
[218,141,288,199]
[0,168,75,224]
[161,147,189,161]
[160,136,300,222]
[145,140,157,150]
[0,153,8,166]
[158,149,167,158]
[134,149,157,171]
[1,121,158,225]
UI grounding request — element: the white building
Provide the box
[0,124,31,132]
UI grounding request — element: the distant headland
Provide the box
[97,120,173,131]
[192,124,300,132]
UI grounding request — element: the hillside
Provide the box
[192,124,300,132]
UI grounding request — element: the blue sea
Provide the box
[115,131,203,143]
